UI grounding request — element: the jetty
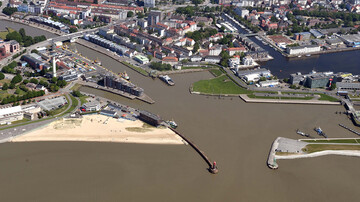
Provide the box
[169,128,218,174]
[339,124,360,136]
[267,137,280,169]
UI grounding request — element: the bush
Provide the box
[3,7,17,16]
[72,90,82,97]
[0,73,4,80]
[149,62,172,71]
[11,74,22,84]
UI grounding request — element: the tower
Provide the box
[52,56,57,78]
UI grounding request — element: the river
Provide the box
[0,21,360,202]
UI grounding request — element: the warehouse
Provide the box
[286,45,321,55]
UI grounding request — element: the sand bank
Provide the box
[11,114,184,145]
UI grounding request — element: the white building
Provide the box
[242,56,254,66]
[82,101,100,112]
[259,80,280,87]
[228,57,240,68]
[286,45,321,55]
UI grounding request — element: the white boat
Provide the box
[159,75,175,86]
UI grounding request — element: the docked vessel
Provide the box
[119,71,130,80]
[159,75,175,86]
[166,120,178,129]
[296,129,310,137]
[314,127,327,138]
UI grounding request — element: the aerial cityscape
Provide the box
[0,0,360,201]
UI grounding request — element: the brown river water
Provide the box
[0,29,359,201]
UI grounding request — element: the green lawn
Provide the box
[79,95,88,105]
[247,94,314,100]
[121,61,148,76]
[64,95,79,114]
[318,94,339,102]
[0,27,15,39]
[70,83,81,91]
[303,144,360,153]
[209,69,223,77]
[192,75,249,95]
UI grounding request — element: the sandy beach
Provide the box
[11,114,184,145]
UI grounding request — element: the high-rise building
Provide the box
[144,0,155,7]
[147,10,162,26]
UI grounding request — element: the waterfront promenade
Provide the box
[239,94,340,105]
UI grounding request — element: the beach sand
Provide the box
[11,114,184,145]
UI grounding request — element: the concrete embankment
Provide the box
[75,39,150,77]
[239,94,340,105]
[267,137,280,169]
[275,150,360,160]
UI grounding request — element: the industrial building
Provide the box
[286,45,321,55]
[38,96,67,111]
[339,34,360,47]
[237,68,271,82]
[0,104,41,125]
[290,71,334,86]
[104,75,144,97]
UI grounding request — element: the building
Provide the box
[304,74,331,88]
[339,34,360,47]
[139,110,162,126]
[228,57,240,68]
[144,0,156,7]
[100,109,117,117]
[259,80,280,87]
[294,32,311,41]
[38,96,67,111]
[286,45,321,55]
[337,82,360,90]
[204,56,221,63]
[326,38,343,46]
[134,55,150,64]
[148,11,162,26]
[104,75,144,97]
[242,56,254,66]
[162,57,178,66]
[0,40,20,56]
[82,101,101,112]
[237,68,271,82]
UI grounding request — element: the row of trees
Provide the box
[1,90,45,105]
[6,28,46,47]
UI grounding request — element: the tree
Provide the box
[193,42,200,53]
[0,73,4,80]
[72,90,82,97]
[51,77,58,83]
[127,11,134,18]
[2,7,17,16]
[21,100,26,105]
[31,49,39,54]
[9,83,15,89]
[6,31,22,43]
[30,78,38,84]
[19,28,26,38]
[2,83,8,90]
[69,27,78,33]
[330,83,336,90]
[11,74,22,84]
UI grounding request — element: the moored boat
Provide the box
[159,75,175,86]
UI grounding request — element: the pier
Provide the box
[169,128,218,174]
[339,124,360,136]
[267,137,280,169]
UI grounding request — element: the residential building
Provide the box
[144,0,156,7]
[242,56,254,65]
[228,57,240,68]
[148,11,162,26]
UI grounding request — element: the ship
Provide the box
[296,129,310,137]
[166,120,178,129]
[314,127,327,138]
[119,71,130,80]
[159,75,175,86]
